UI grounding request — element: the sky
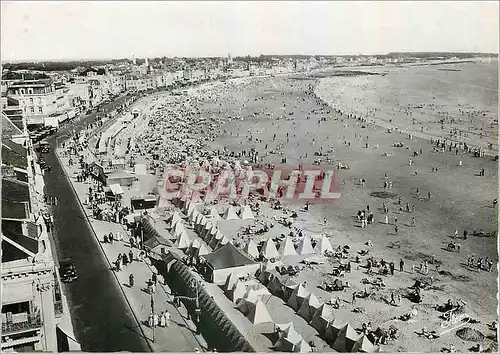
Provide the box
[1,1,499,61]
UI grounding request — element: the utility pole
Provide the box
[151,292,155,343]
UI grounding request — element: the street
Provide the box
[43,95,151,352]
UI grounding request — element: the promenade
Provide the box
[56,149,208,352]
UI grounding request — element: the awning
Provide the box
[57,313,81,350]
[109,184,124,195]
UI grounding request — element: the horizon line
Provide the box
[2,51,498,64]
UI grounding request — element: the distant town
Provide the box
[2,52,497,131]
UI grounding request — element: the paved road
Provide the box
[43,95,150,352]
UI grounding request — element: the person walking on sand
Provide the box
[384,215,389,224]
[352,292,356,305]
[427,191,431,200]
[453,229,458,238]
[390,291,396,306]
[164,310,171,327]
[400,259,405,272]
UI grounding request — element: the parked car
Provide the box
[59,258,78,283]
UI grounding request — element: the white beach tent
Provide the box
[315,235,334,255]
[197,243,211,256]
[176,230,192,249]
[209,230,224,249]
[332,323,361,352]
[293,339,312,353]
[207,229,223,247]
[169,212,183,229]
[273,337,297,352]
[223,205,240,220]
[287,283,310,311]
[223,273,238,292]
[174,222,186,237]
[188,207,200,222]
[201,221,213,240]
[215,236,230,249]
[196,215,208,234]
[239,205,255,220]
[227,280,247,303]
[297,235,316,256]
[280,236,298,257]
[350,334,378,353]
[261,238,280,259]
[273,323,303,351]
[203,224,217,243]
[297,292,323,322]
[325,321,345,344]
[209,207,221,221]
[237,298,273,325]
[244,239,259,259]
[309,303,335,335]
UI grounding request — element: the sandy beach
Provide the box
[108,68,498,352]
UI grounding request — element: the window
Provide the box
[28,88,33,94]
[38,107,43,114]
[20,89,25,95]
[38,97,42,104]
[30,107,35,113]
[29,98,33,104]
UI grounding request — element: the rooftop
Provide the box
[204,243,257,270]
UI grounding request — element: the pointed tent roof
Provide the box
[209,207,221,220]
[297,292,323,322]
[237,298,273,325]
[287,283,310,311]
[177,230,192,249]
[280,324,303,344]
[204,243,256,270]
[218,236,230,247]
[169,212,183,227]
[273,337,296,352]
[325,321,345,344]
[351,335,377,353]
[293,339,312,353]
[244,239,259,258]
[208,230,224,248]
[315,235,334,255]
[197,243,211,256]
[261,238,280,259]
[227,280,246,302]
[174,222,186,237]
[239,205,254,220]
[223,273,238,292]
[190,238,201,249]
[280,236,298,256]
[332,323,360,352]
[223,205,240,220]
[189,208,200,221]
[297,235,316,255]
[309,303,335,334]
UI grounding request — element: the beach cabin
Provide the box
[201,243,260,284]
[106,169,136,187]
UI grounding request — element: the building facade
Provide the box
[1,113,80,352]
[6,80,74,126]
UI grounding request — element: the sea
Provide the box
[315,60,498,152]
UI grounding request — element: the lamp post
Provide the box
[150,291,155,343]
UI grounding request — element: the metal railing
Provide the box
[2,313,42,335]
